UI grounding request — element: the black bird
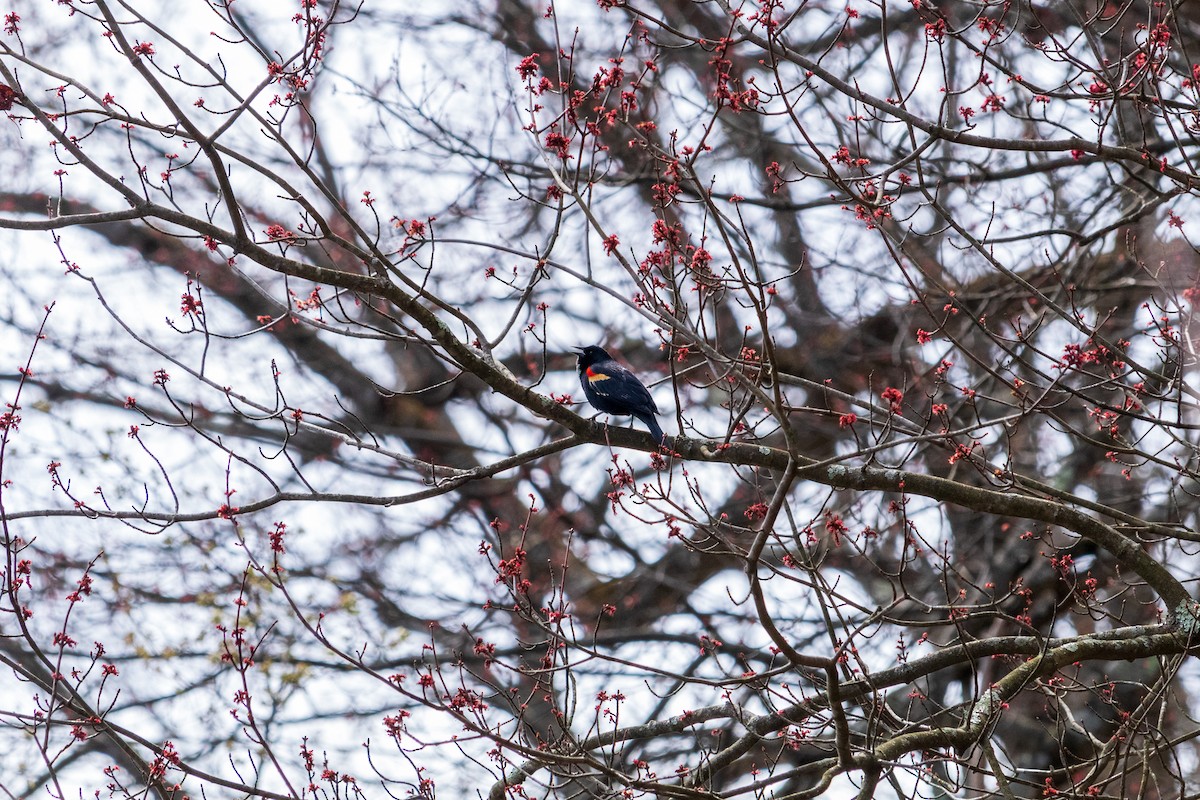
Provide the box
[575,345,666,443]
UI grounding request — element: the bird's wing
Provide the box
[592,363,658,412]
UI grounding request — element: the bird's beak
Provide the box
[573,346,586,354]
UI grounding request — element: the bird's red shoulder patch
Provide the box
[586,367,610,381]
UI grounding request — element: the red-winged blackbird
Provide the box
[575,345,666,443]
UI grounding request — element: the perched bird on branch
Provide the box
[575,345,666,444]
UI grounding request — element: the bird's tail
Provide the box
[637,412,666,444]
